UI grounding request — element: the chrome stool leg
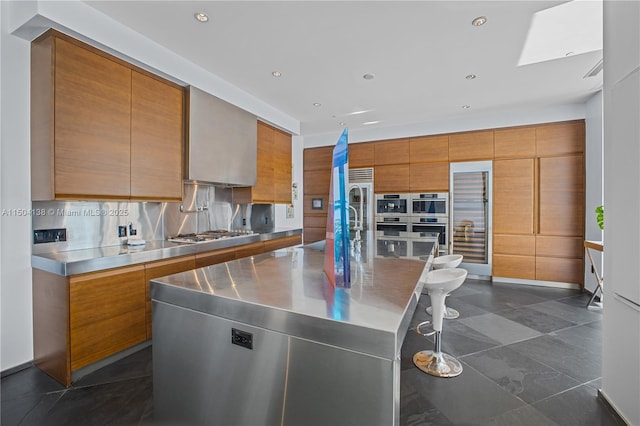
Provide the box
[413,321,463,377]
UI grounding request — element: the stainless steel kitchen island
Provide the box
[150,238,435,426]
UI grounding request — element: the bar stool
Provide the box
[414,267,467,377]
[426,254,463,319]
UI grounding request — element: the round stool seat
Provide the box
[432,254,463,270]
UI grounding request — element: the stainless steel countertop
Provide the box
[32,228,302,276]
[151,238,434,360]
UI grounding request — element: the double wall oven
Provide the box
[374,192,449,258]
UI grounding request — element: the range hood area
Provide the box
[185,86,257,186]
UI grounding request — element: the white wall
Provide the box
[1,0,34,370]
[274,135,304,230]
[584,91,604,294]
[601,0,640,424]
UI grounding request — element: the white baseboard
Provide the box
[492,276,581,290]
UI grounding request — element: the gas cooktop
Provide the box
[168,230,255,244]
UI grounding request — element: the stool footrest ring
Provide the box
[416,320,436,337]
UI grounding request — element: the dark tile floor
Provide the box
[1,279,625,425]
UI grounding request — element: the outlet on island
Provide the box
[118,226,127,238]
[128,223,137,236]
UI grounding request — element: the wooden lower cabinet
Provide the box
[195,247,236,269]
[144,256,196,338]
[535,257,583,284]
[235,242,265,258]
[493,254,536,280]
[264,235,302,252]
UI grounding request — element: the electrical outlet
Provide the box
[129,223,137,236]
[34,228,67,244]
[118,226,127,238]
[231,328,253,350]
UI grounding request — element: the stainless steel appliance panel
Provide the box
[375,193,410,216]
[376,238,409,258]
[411,192,448,217]
[410,217,448,249]
[153,301,288,426]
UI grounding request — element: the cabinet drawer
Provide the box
[195,248,236,269]
[493,234,535,256]
[235,242,265,259]
[264,235,302,252]
[304,227,326,244]
[536,256,583,284]
[536,236,584,259]
[493,254,536,280]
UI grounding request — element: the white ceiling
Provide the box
[85,1,603,136]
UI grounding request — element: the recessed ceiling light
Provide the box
[347,109,370,115]
[363,73,376,80]
[472,16,487,26]
[313,103,321,107]
[363,121,380,125]
[339,122,346,126]
[565,51,574,57]
[194,12,209,22]
[465,74,477,80]
[272,71,282,77]
[462,105,471,109]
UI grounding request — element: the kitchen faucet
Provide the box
[348,183,365,253]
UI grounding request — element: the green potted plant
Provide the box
[595,205,604,230]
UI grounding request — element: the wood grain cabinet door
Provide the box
[273,128,292,204]
[374,139,410,165]
[349,142,375,168]
[536,121,585,157]
[493,159,535,235]
[131,71,184,201]
[54,38,132,199]
[252,122,276,202]
[449,130,494,162]
[374,164,410,193]
[538,155,585,236]
[410,135,449,163]
[494,127,536,159]
[69,265,146,371]
[410,163,449,192]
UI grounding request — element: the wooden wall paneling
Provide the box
[130,71,184,201]
[449,130,494,162]
[273,128,293,203]
[303,169,331,195]
[536,256,584,284]
[253,122,276,202]
[69,265,146,371]
[304,215,327,228]
[536,235,584,259]
[409,162,449,192]
[493,234,535,256]
[374,164,410,193]
[536,121,585,157]
[493,158,535,235]
[304,228,326,244]
[538,154,585,236]
[32,269,71,387]
[409,135,449,163]
[235,242,265,259]
[264,235,303,252]
[494,126,536,159]
[195,247,237,269]
[493,254,536,280]
[304,146,333,170]
[349,142,375,168]
[54,37,132,199]
[374,139,410,165]
[144,256,195,339]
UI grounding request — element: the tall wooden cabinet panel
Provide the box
[410,135,449,163]
[234,122,292,204]
[374,164,410,193]
[303,146,333,243]
[410,162,449,192]
[449,130,494,162]
[493,159,535,235]
[144,256,196,339]
[538,155,585,237]
[69,266,146,371]
[536,121,585,157]
[494,127,536,159]
[349,142,375,168]
[130,71,184,201]
[53,37,132,199]
[374,139,410,165]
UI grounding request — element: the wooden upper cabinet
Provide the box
[131,71,184,201]
[410,135,449,163]
[374,139,410,165]
[538,154,585,237]
[273,128,292,204]
[493,159,535,235]
[304,146,333,171]
[536,121,585,157]
[234,122,292,204]
[31,30,185,201]
[374,164,410,193]
[494,127,536,159]
[449,130,494,162]
[349,142,375,168]
[52,37,132,199]
[410,162,449,192]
